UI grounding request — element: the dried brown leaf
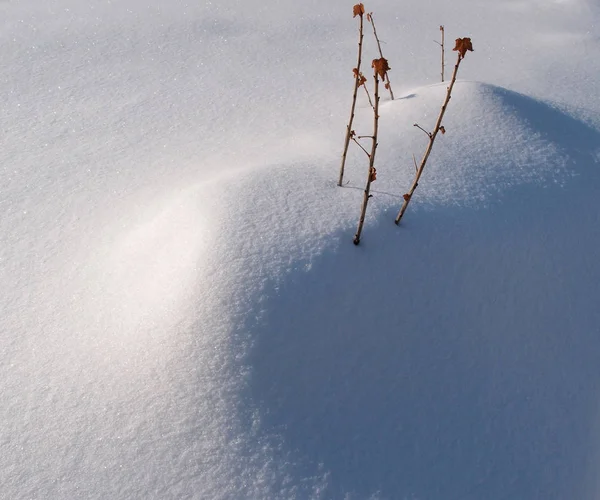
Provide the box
[439,126,446,134]
[353,3,365,17]
[353,68,367,86]
[369,167,377,182]
[452,37,474,58]
[371,57,390,80]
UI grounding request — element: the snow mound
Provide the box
[4,0,600,498]
[341,81,576,210]
[3,77,600,499]
[174,81,600,498]
[216,81,588,271]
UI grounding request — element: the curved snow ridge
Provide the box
[212,80,600,340]
[366,80,579,208]
[100,80,599,499]
[197,81,600,497]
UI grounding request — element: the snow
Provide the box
[1,0,600,499]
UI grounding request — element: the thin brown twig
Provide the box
[351,136,371,158]
[338,8,365,187]
[413,123,431,138]
[395,44,471,224]
[353,66,381,245]
[362,81,374,108]
[368,12,394,100]
[440,25,445,82]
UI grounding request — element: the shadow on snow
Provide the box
[236,87,600,499]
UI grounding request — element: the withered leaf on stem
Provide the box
[366,12,372,22]
[371,57,390,80]
[353,3,365,17]
[369,167,377,182]
[452,37,474,58]
[352,68,368,86]
[403,193,411,201]
[439,126,446,134]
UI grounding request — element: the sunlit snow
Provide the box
[2,0,600,499]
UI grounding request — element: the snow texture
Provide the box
[1,0,600,499]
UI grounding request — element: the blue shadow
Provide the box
[238,90,600,499]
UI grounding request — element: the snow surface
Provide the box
[2,0,600,499]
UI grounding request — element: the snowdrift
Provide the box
[195,82,600,499]
[3,0,600,496]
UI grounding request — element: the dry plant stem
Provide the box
[395,53,463,225]
[362,84,374,108]
[351,136,371,157]
[353,74,380,245]
[414,123,431,137]
[338,15,365,187]
[440,25,445,82]
[369,14,394,100]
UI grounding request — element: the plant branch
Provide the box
[338,10,365,187]
[413,123,432,138]
[440,25,445,82]
[368,13,394,100]
[362,81,374,108]
[351,136,371,158]
[395,51,463,225]
[353,68,380,245]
